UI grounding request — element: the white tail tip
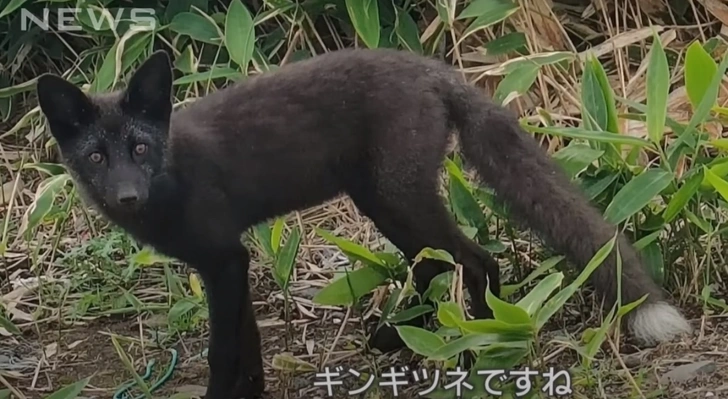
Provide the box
[629,301,692,346]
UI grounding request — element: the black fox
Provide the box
[36,48,691,398]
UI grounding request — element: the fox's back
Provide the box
[166,49,457,225]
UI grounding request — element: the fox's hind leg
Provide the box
[349,171,499,354]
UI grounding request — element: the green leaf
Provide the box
[394,6,422,54]
[704,167,728,202]
[588,55,619,133]
[603,169,673,225]
[345,0,380,48]
[168,298,199,323]
[312,266,387,306]
[493,63,539,106]
[273,227,300,290]
[271,353,317,372]
[0,0,29,19]
[386,304,433,323]
[0,314,20,335]
[552,143,604,179]
[500,256,564,297]
[395,325,445,357]
[640,241,664,286]
[429,333,502,361]
[169,12,221,44]
[525,125,652,147]
[18,174,72,237]
[43,376,91,399]
[316,228,386,267]
[0,77,37,98]
[270,218,285,255]
[413,248,454,267]
[536,234,616,329]
[486,287,531,325]
[664,171,703,223]
[457,319,533,340]
[646,31,670,144]
[437,301,464,327]
[173,68,242,85]
[515,272,564,316]
[423,271,454,302]
[447,169,487,232]
[460,0,519,38]
[685,41,718,110]
[581,56,608,132]
[481,32,527,56]
[130,246,173,266]
[224,0,255,71]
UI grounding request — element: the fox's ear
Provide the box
[36,73,96,141]
[122,50,173,123]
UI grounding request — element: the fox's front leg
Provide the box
[198,247,264,399]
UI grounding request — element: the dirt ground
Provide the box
[2,195,727,399]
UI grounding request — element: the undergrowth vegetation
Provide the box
[1,0,727,398]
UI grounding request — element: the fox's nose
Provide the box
[117,189,139,205]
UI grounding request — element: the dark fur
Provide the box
[37,48,670,398]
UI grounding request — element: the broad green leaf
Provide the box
[252,222,273,258]
[515,272,564,316]
[273,227,301,290]
[581,56,608,132]
[224,0,255,71]
[664,171,703,223]
[0,0,28,18]
[394,6,422,54]
[536,234,616,329]
[0,314,20,335]
[473,343,529,370]
[486,287,530,325]
[552,143,604,179]
[130,246,173,266]
[461,0,519,39]
[429,333,503,361]
[414,247,455,265]
[646,31,670,144]
[582,173,619,201]
[678,53,728,150]
[345,0,380,48]
[316,228,385,267]
[386,304,433,323]
[603,169,672,225]
[500,256,563,297]
[447,170,487,232]
[457,319,533,340]
[395,325,445,357]
[704,167,728,203]
[271,353,317,372]
[493,63,539,106]
[640,241,665,286]
[312,266,387,306]
[168,298,198,323]
[633,229,662,251]
[481,32,527,56]
[685,41,717,110]
[524,125,652,147]
[169,12,221,44]
[423,271,454,302]
[44,376,91,399]
[18,174,72,237]
[0,77,37,98]
[173,68,242,85]
[437,301,464,328]
[588,55,620,133]
[270,218,285,255]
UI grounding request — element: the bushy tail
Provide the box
[444,83,691,346]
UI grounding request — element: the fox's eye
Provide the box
[89,152,103,163]
[134,143,147,155]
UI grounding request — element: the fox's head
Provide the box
[36,51,173,214]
